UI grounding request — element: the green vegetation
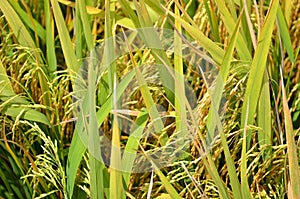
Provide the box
[0,0,299,198]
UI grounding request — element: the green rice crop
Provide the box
[0,0,299,198]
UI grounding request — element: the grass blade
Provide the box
[110,75,124,199]
[67,70,135,198]
[155,169,182,199]
[257,73,272,159]
[118,0,140,28]
[78,0,94,51]
[207,17,243,199]
[75,0,84,60]
[44,0,57,75]
[241,0,279,148]
[88,51,105,199]
[202,156,230,199]
[277,7,295,63]
[66,128,87,198]
[241,0,257,50]
[4,107,50,126]
[105,0,116,91]
[50,0,79,74]
[138,0,225,65]
[226,0,238,20]
[239,0,252,52]
[142,147,182,199]
[282,0,292,25]
[122,110,148,185]
[203,0,220,42]
[214,0,252,61]
[280,59,300,199]
[0,0,36,48]
[206,15,241,143]
[7,0,46,42]
[134,0,175,104]
[174,6,188,146]
[241,102,252,199]
[128,48,167,145]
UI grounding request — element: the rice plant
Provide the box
[0,0,299,198]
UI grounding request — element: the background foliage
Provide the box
[0,0,299,198]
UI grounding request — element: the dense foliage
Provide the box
[0,0,299,198]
